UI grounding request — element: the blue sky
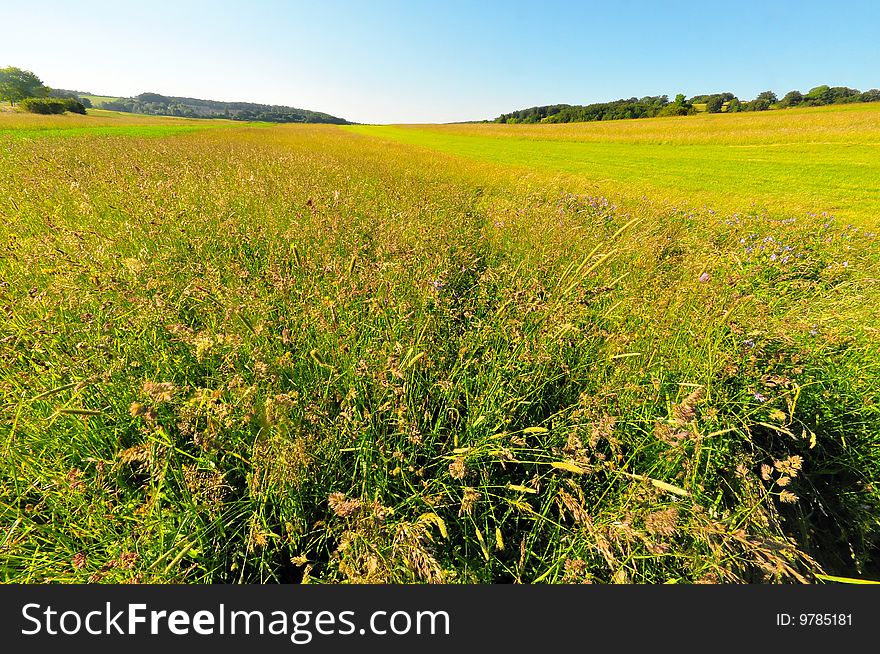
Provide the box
[3,0,879,123]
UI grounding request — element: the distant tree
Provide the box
[491,84,877,124]
[705,96,724,113]
[49,88,92,108]
[62,98,86,114]
[800,85,860,106]
[826,86,861,104]
[860,89,880,103]
[656,93,691,116]
[659,104,690,116]
[780,90,803,107]
[0,66,49,105]
[682,92,735,112]
[805,85,831,105]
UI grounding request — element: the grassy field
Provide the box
[1,108,878,583]
[348,103,880,224]
[79,94,121,107]
[0,109,266,139]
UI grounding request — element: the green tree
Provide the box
[780,90,803,107]
[860,89,880,103]
[805,85,831,105]
[0,66,49,105]
[705,96,724,113]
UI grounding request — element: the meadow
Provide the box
[0,108,265,140]
[349,103,880,224]
[0,105,878,583]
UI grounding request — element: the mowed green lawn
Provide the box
[347,103,880,225]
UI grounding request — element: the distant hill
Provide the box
[55,90,349,124]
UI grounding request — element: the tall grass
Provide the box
[0,116,878,583]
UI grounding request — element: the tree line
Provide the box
[1,66,349,124]
[495,85,880,124]
[100,92,349,124]
[0,66,89,114]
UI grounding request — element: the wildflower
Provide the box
[644,507,678,538]
[778,490,798,504]
[774,455,803,477]
[117,443,150,466]
[743,339,756,348]
[698,272,710,283]
[459,487,481,516]
[672,388,703,425]
[328,492,362,518]
[753,393,766,402]
[143,381,174,403]
[768,408,787,423]
[562,559,591,584]
[448,457,468,481]
[114,552,139,569]
[557,490,589,524]
[654,422,689,446]
[66,468,85,491]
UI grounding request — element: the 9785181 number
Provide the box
[776,613,852,626]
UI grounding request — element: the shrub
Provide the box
[19,97,68,114]
[63,98,87,114]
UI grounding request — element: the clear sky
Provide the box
[3,0,879,124]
